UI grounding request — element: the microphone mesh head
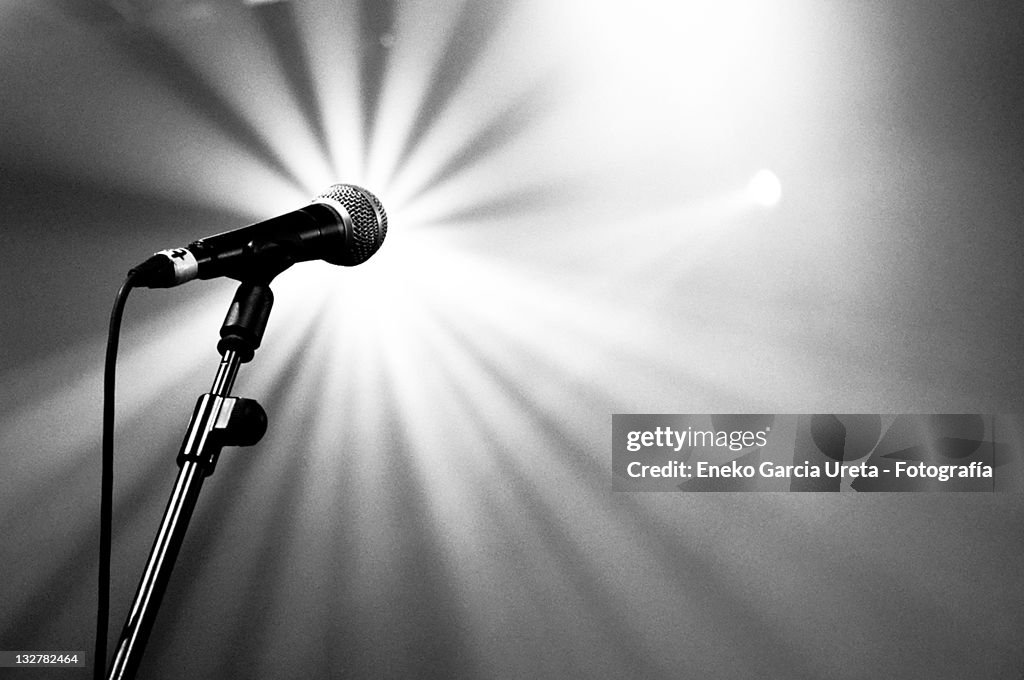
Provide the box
[315,184,388,265]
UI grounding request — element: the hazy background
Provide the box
[1,1,1023,677]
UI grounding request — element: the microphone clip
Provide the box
[217,281,275,362]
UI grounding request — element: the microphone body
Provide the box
[133,184,387,287]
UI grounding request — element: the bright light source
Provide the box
[748,169,782,207]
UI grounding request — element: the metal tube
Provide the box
[106,350,242,680]
[210,349,241,396]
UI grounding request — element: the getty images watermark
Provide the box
[611,414,1022,492]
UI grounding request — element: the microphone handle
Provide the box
[131,202,344,288]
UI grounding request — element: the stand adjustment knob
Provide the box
[177,394,268,474]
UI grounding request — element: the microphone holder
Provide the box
[106,280,274,680]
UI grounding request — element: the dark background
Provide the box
[1,1,1023,678]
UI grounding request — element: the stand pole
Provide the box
[106,282,274,680]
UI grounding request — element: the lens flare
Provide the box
[748,168,782,207]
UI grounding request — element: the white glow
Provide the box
[748,169,782,207]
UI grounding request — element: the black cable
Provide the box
[95,274,138,680]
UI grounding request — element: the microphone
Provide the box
[131,184,387,287]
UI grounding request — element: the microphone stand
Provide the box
[106,280,274,680]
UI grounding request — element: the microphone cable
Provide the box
[95,272,140,680]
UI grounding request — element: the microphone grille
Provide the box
[315,184,388,265]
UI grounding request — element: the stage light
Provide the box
[747,169,782,207]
